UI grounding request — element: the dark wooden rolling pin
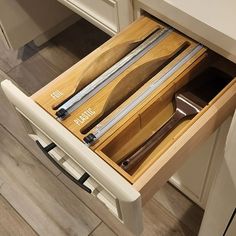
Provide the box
[118,67,233,173]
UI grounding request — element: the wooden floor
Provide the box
[0,18,203,236]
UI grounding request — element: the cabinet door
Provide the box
[169,131,217,206]
[0,0,74,49]
[57,0,133,35]
[199,110,236,236]
[170,117,232,208]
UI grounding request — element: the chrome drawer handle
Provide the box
[36,140,91,194]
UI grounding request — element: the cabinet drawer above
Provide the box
[2,15,236,235]
[58,0,119,35]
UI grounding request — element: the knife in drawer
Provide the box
[118,67,233,174]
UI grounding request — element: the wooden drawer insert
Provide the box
[2,15,236,235]
[32,16,236,184]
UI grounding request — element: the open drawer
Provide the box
[1,16,236,235]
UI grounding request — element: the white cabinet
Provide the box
[57,0,133,35]
[199,110,236,236]
[170,130,217,206]
[1,1,236,234]
[0,0,76,49]
[2,13,236,233]
[0,0,133,49]
[133,0,236,63]
[170,118,232,208]
[133,0,236,208]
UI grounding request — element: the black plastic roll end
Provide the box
[56,108,68,119]
[83,133,96,145]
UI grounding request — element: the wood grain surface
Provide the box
[90,223,116,236]
[32,16,160,108]
[0,194,37,236]
[62,32,190,137]
[30,15,211,184]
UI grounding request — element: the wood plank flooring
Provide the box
[154,184,203,235]
[8,53,60,95]
[0,18,203,235]
[0,195,37,236]
[0,125,100,236]
[0,39,35,73]
[90,223,116,236]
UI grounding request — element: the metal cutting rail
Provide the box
[56,27,173,119]
[84,44,204,145]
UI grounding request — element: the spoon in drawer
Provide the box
[118,67,233,174]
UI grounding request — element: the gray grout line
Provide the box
[102,223,118,236]
[6,51,61,78]
[88,221,102,236]
[36,51,63,73]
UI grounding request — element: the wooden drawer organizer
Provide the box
[32,16,236,184]
[2,15,236,235]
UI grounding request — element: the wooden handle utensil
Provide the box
[118,68,233,174]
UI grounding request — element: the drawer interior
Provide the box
[33,16,161,112]
[96,55,236,182]
[32,16,236,184]
[33,16,204,142]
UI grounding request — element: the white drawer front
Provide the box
[29,123,122,219]
[1,80,142,236]
[59,0,118,35]
[63,159,121,218]
[30,127,66,162]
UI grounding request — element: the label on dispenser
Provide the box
[73,108,96,126]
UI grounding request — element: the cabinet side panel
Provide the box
[199,110,236,236]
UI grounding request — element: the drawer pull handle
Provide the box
[36,140,92,194]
